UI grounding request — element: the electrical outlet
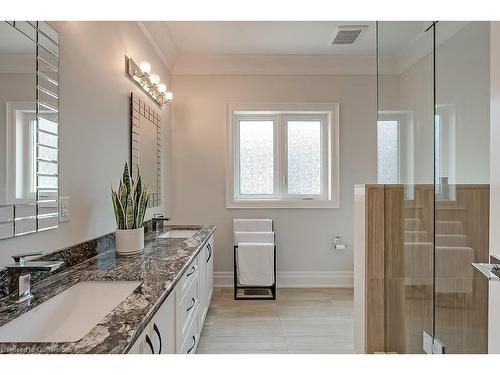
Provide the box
[60,196,70,223]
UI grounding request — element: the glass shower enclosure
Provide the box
[377,21,490,353]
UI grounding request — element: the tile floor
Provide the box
[197,287,354,354]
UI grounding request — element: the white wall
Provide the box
[379,22,490,185]
[0,22,171,267]
[436,21,490,184]
[170,74,377,285]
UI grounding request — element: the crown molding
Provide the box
[173,54,376,75]
[136,21,180,75]
[379,21,470,75]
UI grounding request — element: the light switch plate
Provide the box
[60,196,70,223]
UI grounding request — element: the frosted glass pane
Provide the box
[38,117,58,134]
[37,131,57,148]
[239,120,274,195]
[37,175,57,189]
[287,121,322,195]
[377,120,399,183]
[38,145,58,161]
[37,160,58,175]
[435,114,442,185]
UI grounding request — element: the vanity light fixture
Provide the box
[126,56,173,106]
[157,83,167,93]
[139,61,151,75]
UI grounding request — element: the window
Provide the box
[237,119,275,196]
[434,114,442,191]
[227,104,339,208]
[286,119,323,196]
[29,118,37,194]
[377,120,400,184]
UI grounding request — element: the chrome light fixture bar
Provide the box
[126,56,173,106]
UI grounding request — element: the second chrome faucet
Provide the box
[5,252,64,303]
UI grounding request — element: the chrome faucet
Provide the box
[152,214,171,232]
[6,251,64,303]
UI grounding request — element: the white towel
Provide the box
[233,219,272,233]
[234,231,274,246]
[237,243,275,286]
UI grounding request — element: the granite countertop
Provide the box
[0,224,215,354]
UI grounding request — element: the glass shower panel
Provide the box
[378,21,435,353]
[434,21,489,354]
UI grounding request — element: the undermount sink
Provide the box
[0,280,140,343]
[159,229,198,239]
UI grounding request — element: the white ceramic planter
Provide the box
[115,227,144,255]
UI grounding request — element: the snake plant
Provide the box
[111,162,149,230]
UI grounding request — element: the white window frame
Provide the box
[226,103,339,209]
[5,101,37,204]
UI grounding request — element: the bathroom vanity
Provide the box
[128,228,214,354]
[0,225,215,354]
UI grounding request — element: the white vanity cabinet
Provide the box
[176,256,200,353]
[128,233,214,354]
[198,245,207,328]
[199,238,214,327]
[207,235,214,302]
[128,292,176,354]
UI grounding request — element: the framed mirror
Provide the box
[0,21,60,240]
[130,93,161,208]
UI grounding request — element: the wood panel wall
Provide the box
[356,184,489,354]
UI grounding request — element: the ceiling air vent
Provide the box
[329,25,368,45]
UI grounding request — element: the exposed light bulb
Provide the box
[157,83,167,93]
[139,61,151,75]
[149,74,160,85]
[164,91,173,102]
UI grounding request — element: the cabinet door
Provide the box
[128,328,155,354]
[128,294,175,354]
[179,312,199,354]
[151,293,176,354]
[127,330,146,354]
[206,235,214,303]
[198,248,208,328]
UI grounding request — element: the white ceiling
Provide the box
[139,21,471,75]
[163,21,376,56]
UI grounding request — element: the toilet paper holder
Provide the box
[333,236,347,250]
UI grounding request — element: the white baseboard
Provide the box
[213,271,354,288]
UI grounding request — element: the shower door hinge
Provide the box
[423,331,446,354]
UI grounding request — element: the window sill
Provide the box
[226,199,339,209]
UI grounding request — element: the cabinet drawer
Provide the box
[177,275,199,344]
[177,256,199,303]
[180,312,199,354]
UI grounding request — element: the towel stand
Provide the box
[233,220,276,300]
[233,244,276,300]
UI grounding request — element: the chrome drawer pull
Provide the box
[187,335,196,354]
[186,297,196,312]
